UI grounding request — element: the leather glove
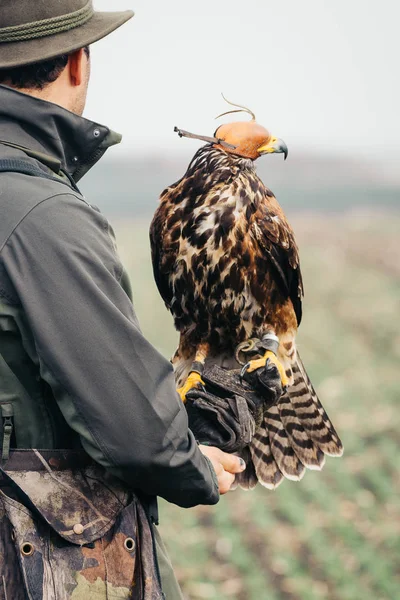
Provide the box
[185,361,282,453]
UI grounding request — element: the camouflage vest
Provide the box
[0,450,164,599]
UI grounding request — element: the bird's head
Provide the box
[214,120,287,161]
[174,95,288,162]
[213,96,288,161]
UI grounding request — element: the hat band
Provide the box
[0,1,94,44]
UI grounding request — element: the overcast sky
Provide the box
[86,0,398,165]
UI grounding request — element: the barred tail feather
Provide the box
[278,392,326,470]
[290,354,343,457]
[247,404,306,489]
[263,405,306,481]
[246,353,342,489]
[233,447,259,490]
[248,424,284,490]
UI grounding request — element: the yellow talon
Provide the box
[246,351,289,387]
[177,371,205,403]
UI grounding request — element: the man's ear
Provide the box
[68,49,86,87]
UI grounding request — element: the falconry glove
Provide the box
[186,361,282,453]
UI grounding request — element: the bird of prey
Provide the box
[150,98,343,489]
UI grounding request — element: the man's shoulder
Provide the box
[0,165,87,251]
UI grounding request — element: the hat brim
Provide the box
[0,10,134,69]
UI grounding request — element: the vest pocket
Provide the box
[0,450,165,600]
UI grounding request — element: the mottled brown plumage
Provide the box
[150,118,343,489]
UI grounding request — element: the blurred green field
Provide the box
[114,210,400,600]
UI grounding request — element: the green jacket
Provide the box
[0,84,218,509]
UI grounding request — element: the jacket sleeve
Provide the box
[1,193,219,508]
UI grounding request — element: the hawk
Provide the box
[150,98,343,489]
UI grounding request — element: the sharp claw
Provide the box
[240,362,251,382]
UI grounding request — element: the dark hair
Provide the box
[0,46,90,91]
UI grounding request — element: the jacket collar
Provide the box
[0,85,121,182]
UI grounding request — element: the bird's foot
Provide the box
[243,351,289,388]
[177,371,205,403]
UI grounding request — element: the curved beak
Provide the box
[257,137,288,160]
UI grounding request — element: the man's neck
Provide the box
[3,82,71,113]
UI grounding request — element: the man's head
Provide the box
[0,1,134,115]
[0,47,91,115]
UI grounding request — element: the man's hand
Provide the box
[199,445,246,494]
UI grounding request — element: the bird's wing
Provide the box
[251,187,304,325]
[149,193,175,309]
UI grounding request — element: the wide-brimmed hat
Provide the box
[0,1,134,69]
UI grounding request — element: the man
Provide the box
[0,2,244,598]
